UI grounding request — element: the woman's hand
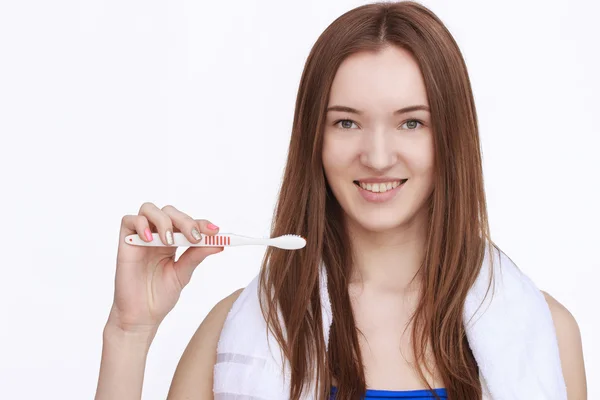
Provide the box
[108,202,224,333]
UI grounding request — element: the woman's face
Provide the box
[322,45,435,234]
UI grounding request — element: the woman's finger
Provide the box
[138,202,174,246]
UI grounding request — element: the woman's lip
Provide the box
[354,180,407,203]
[353,178,408,184]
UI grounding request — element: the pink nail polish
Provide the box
[207,223,219,230]
[144,228,153,241]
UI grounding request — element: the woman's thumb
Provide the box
[174,246,224,287]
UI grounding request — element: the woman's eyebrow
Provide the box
[326,104,430,115]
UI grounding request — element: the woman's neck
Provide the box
[346,210,429,295]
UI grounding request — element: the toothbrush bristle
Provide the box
[282,234,305,239]
[274,234,306,249]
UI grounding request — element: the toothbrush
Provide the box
[125,232,306,250]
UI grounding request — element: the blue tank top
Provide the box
[330,386,447,399]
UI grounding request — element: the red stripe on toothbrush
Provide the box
[227,236,230,245]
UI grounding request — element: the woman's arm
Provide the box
[542,291,587,400]
[95,287,243,400]
[95,322,157,400]
[167,288,244,399]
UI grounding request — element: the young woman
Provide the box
[95,2,586,399]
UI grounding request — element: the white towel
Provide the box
[213,245,567,399]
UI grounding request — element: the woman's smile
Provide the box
[353,179,408,203]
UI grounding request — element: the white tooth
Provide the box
[358,181,404,193]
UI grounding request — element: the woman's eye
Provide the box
[400,119,423,130]
[334,119,423,130]
[335,119,358,129]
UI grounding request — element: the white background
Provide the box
[0,0,597,398]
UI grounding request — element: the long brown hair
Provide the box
[258,1,497,399]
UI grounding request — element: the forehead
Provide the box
[328,46,428,109]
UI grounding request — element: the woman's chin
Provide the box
[350,214,408,234]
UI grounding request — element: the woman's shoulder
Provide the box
[540,291,587,398]
[167,287,245,399]
[541,290,581,345]
[193,287,246,341]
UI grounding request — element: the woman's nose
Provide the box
[359,128,398,170]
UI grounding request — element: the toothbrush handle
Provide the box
[124,232,258,247]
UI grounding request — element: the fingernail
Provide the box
[166,230,174,245]
[191,227,201,241]
[144,228,153,241]
[207,223,219,230]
